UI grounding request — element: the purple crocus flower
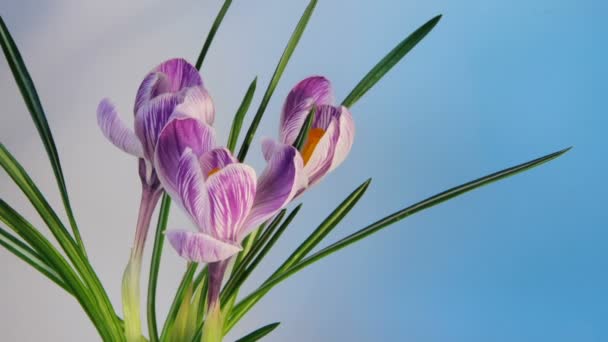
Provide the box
[269,76,355,191]
[96,58,215,341]
[97,58,215,190]
[154,116,305,338]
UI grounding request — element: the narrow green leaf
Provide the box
[0,225,70,292]
[147,194,171,342]
[237,0,318,161]
[271,179,370,279]
[0,16,85,254]
[227,77,258,152]
[195,0,233,69]
[341,15,442,108]
[292,105,316,150]
[235,322,281,342]
[227,147,571,329]
[0,200,112,340]
[161,263,198,341]
[220,210,288,303]
[0,144,123,340]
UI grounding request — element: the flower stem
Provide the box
[122,185,162,342]
[203,260,229,342]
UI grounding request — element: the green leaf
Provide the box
[237,0,318,161]
[227,77,258,152]
[0,16,85,254]
[161,262,198,341]
[227,147,571,329]
[195,0,233,70]
[0,143,123,340]
[220,210,288,304]
[341,15,442,108]
[147,194,171,342]
[292,105,316,150]
[271,179,370,279]
[0,225,70,292]
[235,322,281,342]
[0,200,113,339]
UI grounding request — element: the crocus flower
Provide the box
[272,76,355,190]
[96,58,215,342]
[154,117,305,341]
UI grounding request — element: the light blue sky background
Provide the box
[1,0,606,341]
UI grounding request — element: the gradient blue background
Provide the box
[1,0,606,341]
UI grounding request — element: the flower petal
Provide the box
[134,58,203,114]
[154,117,215,199]
[241,142,306,238]
[166,230,242,263]
[203,164,257,242]
[135,93,184,160]
[155,58,203,93]
[329,106,355,172]
[175,149,208,228]
[303,105,341,186]
[199,148,238,178]
[280,76,333,145]
[171,86,215,126]
[97,98,144,157]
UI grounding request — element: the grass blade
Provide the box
[341,15,442,108]
[237,0,318,161]
[0,200,113,339]
[161,262,198,341]
[227,147,571,329]
[227,77,258,152]
[271,179,370,278]
[0,225,70,292]
[235,322,281,342]
[147,194,171,342]
[0,16,85,254]
[195,0,233,69]
[0,143,123,340]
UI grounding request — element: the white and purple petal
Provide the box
[134,93,185,160]
[154,117,215,199]
[199,148,238,178]
[302,106,341,186]
[171,86,215,126]
[240,142,306,238]
[280,76,334,145]
[202,164,257,242]
[175,149,209,228]
[155,58,203,93]
[166,230,242,263]
[97,99,144,158]
[329,106,355,172]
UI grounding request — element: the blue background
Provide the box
[0,0,606,341]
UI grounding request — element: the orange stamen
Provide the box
[301,128,326,165]
[208,167,221,177]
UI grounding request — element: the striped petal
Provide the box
[175,149,208,229]
[134,58,203,114]
[97,98,144,157]
[166,230,242,263]
[199,148,238,179]
[171,86,215,126]
[135,93,184,161]
[329,106,355,172]
[280,76,333,145]
[154,117,215,200]
[303,105,340,186]
[202,164,257,242]
[240,141,306,238]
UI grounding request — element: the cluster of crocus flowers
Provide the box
[97,59,354,342]
[97,58,216,341]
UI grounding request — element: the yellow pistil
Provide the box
[301,128,325,165]
[208,167,221,177]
